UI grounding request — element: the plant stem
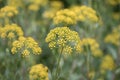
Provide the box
[88,0,92,7]
[86,46,91,80]
[54,48,63,80]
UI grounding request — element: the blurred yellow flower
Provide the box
[7,0,23,8]
[29,64,48,80]
[0,6,18,17]
[81,38,103,57]
[28,0,48,11]
[11,36,42,57]
[106,0,120,5]
[50,1,63,10]
[53,9,77,26]
[104,25,120,46]
[0,24,23,40]
[28,4,40,11]
[88,70,95,79]
[71,5,98,23]
[112,12,120,20]
[100,55,115,71]
[43,10,57,19]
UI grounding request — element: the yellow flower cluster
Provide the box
[7,0,23,8]
[106,0,120,5]
[0,6,18,18]
[104,25,120,46]
[100,55,115,71]
[50,1,63,10]
[43,1,63,19]
[43,10,57,19]
[81,38,103,57]
[28,0,48,11]
[53,9,77,26]
[88,70,95,79]
[0,24,23,40]
[29,64,48,80]
[112,12,120,20]
[71,5,98,22]
[11,36,42,57]
[45,27,82,54]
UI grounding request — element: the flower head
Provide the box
[53,9,77,26]
[50,1,63,10]
[29,64,48,80]
[81,38,103,57]
[0,6,18,17]
[11,36,42,57]
[71,5,98,23]
[0,24,23,40]
[100,55,115,71]
[7,0,23,8]
[45,27,82,54]
[104,25,120,46]
[28,0,48,11]
[106,0,120,5]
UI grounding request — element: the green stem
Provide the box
[54,48,63,80]
[86,46,91,80]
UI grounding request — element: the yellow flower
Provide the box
[28,0,48,11]
[63,45,72,55]
[30,0,48,6]
[81,38,103,57]
[104,25,120,46]
[11,36,42,57]
[7,32,15,39]
[71,5,98,23]
[53,9,77,26]
[45,27,82,54]
[50,1,63,10]
[22,49,30,57]
[88,70,95,79]
[28,4,39,11]
[29,64,48,80]
[0,24,23,40]
[112,12,120,20]
[7,0,23,8]
[43,10,57,19]
[0,6,18,17]
[100,55,115,71]
[106,0,120,5]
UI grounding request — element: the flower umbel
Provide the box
[45,27,82,54]
[11,36,42,57]
[0,6,18,17]
[104,25,120,46]
[29,64,48,80]
[53,9,77,26]
[0,24,23,40]
[71,5,98,23]
[81,38,103,57]
[100,55,115,71]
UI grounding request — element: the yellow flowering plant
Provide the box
[81,38,103,57]
[0,24,23,40]
[105,25,120,46]
[0,6,18,18]
[29,64,48,80]
[11,36,42,57]
[71,5,98,23]
[0,5,18,24]
[100,55,115,71]
[45,27,82,80]
[0,0,119,80]
[53,9,77,26]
